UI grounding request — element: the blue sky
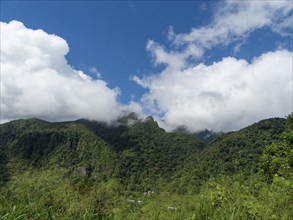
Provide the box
[1,1,215,102]
[1,1,292,131]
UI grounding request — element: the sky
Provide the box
[1,0,292,132]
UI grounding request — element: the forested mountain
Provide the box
[174,126,222,144]
[0,114,292,219]
[185,118,286,177]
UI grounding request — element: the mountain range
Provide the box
[0,113,292,219]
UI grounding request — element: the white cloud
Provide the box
[133,0,293,132]
[176,0,292,52]
[147,0,292,68]
[0,20,138,123]
[135,50,292,132]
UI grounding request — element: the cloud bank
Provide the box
[1,20,141,123]
[134,50,292,131]
[134,0,293,131]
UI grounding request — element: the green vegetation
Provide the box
[0,114,292,219]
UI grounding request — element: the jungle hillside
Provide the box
[0,113,292,219]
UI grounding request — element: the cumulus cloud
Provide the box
[0,20,139,123]
[134,0,293,132]
[134,50,292,132]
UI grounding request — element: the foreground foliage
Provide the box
[1,172,292,220]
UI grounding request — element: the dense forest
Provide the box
[0,113,292,219]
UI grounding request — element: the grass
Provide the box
[1,169,292,220]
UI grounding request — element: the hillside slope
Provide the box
[203,117,286,175]
[0,118,118,184]
[77,115,205,190]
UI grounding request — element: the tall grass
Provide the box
[1,170,292,219]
